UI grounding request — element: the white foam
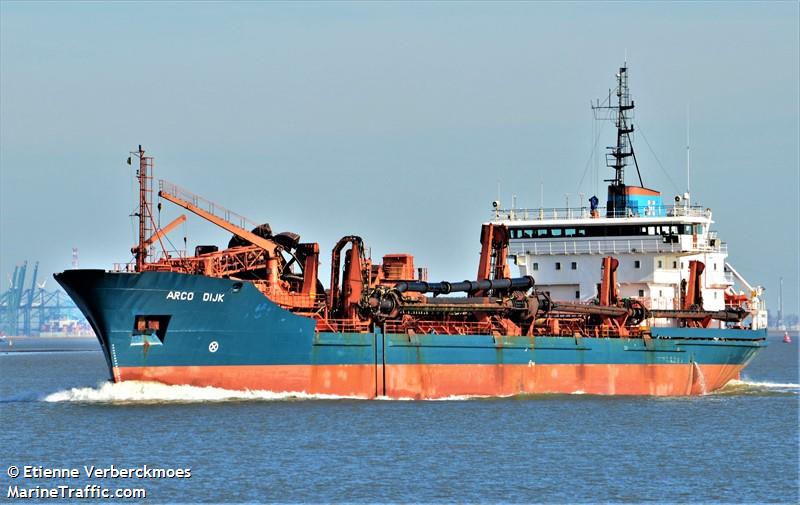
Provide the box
[42,379,798,403]
[41,383,525,403]
[42,381,366,403]
[727,379,799,389]
[428,394,500,401]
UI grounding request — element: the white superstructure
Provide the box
[491,203,767,329]
[490,64,767,329]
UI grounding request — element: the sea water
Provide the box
[1,333,797,503]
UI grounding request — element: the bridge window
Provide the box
[672,261,678,268]
[634,260,641,269]
[555,262,561,270]
[575,290,580,299]
[571,261,577,270]
[657,260,663,268]
[510,224,702,240]
[532,262,539,271]
[512,228,534,239]
[638,289,645,297]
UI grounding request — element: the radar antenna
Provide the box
[592,63,644,188]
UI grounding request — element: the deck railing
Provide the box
[383,320,497,335]
[510,238,727,256]
[316,319,372,333]
[492,205,710,222]
[159,179,259,231]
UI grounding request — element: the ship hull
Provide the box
[112,363,744,398]
[56,270,766,399]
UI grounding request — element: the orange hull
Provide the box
[115,362,743,399]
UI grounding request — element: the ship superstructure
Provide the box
[492,64,767,330]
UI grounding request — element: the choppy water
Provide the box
[1,333,797,503]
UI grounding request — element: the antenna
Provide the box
[72,247,78,269]
[592,106,597,195]
[511,194,517,219]
[591,63,647,218]
[592,63,642,188]
[540,180,544,209]
[686,104,691,200]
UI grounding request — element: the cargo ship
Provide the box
[56,65,765,398]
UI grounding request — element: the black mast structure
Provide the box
[593,63,644,217]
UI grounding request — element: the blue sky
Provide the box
[1,1,798,314]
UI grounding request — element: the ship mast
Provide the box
[128,145,154,272]
[592,63,644,215]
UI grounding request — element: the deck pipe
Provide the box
[394,276,535,295]
[649,308,747,322]
[548,301,630,317]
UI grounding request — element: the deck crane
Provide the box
[147,180,321,309]
[132,214,187,259]
[724,262,768,329]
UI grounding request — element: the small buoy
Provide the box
[783,332,792,344]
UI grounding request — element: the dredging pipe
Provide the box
[394,276,535,295]
[649,308,747,322]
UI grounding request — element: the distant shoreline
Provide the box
[1,334,95,339]
[0,335,100,353]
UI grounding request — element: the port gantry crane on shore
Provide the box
[0,261,86,336]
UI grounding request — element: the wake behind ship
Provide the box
[56,65,766,398]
